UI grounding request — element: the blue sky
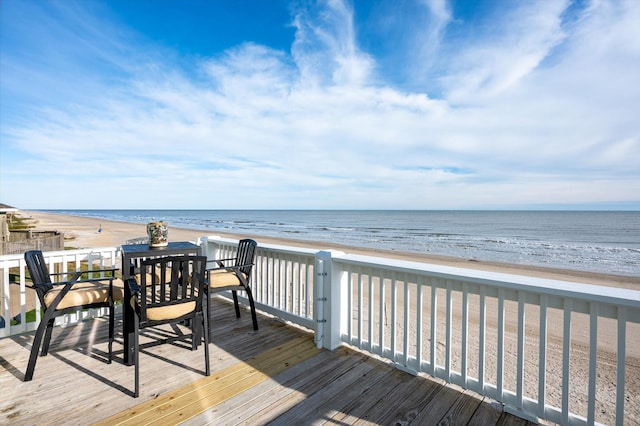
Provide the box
[1,0,639,210]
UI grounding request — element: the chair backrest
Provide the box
[138,255,207,322]
[235,239,257,277]
[25,250,52,286]
[24,250,54,307]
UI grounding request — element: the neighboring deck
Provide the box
[1,298,533,425]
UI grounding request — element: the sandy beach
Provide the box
[12,210,640,424]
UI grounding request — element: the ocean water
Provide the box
[45,210,640,277]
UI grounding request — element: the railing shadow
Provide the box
[202,296,516,425]
[0,297,523,425]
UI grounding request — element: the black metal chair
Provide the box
[206,239,258,334]
[126,255,210,398]
[23,250,120,381]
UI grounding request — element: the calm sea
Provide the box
[45,210,640,277]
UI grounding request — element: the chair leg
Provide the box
[245,288,259,331]
[133,316,140,398]
[24,310,56,381]
[24,322,47,381]
[108,302,114,363]
[202,306,210,377]
[232,290,241,318]
[192,312,201,351]
[207,295,214,343]
[40,319,55,356]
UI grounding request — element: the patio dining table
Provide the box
[120,241,201,365]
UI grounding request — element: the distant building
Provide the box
[0,203,18,212]
[0,204,64,255]
[0,204,18,243]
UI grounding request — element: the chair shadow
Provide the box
[51,350,133,397]
[0,353,24,381]
[7,317,209,398]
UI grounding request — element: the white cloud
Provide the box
[440,1,570,102]
[291,0,374,87]
[1,0,638,209]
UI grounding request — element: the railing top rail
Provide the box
[202,235,319,257]
[0,252,28,262]
[331,252,640,309]
[0,247,121,267]
[3,240,638,309]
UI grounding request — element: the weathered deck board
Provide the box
[0,297,535,425]
[186,349,357,425]
[243,349,372,424]
[437,388,486,426]
[97,336,322,425]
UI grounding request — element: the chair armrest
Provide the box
[125,278,140,314]
[49,268,118,275]
[212,263,253,273]
[50,267,117,276]
[205,261,251,272]
[11,281,37,290]
[205,265,226,272]
[126,278,140,297]
[205,264,253,285]
[50,268,117,283]
[49,271,84,282]
[49,277,115,287]
[43,281,77,311]
[205,264,235,278]
[48,271,118,287]
[206,257,237,269]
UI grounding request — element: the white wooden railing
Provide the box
[2,238,639,425]
[201,236,319,333]
[0,247,120,337]
[203,237,640,426]
[320,252,640,426]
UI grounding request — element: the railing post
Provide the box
[315,250,346,350]
[314,254,326,348]
[199,236,222,264]
[0,263,8,332]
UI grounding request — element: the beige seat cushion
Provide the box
[135,272,155,284]
[130,299,196,321]
[112,279,125,301]
[209,269,248,289]
[135,266,177,287]
[45,280,123,311]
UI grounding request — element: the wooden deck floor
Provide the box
[0,299,534,425]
